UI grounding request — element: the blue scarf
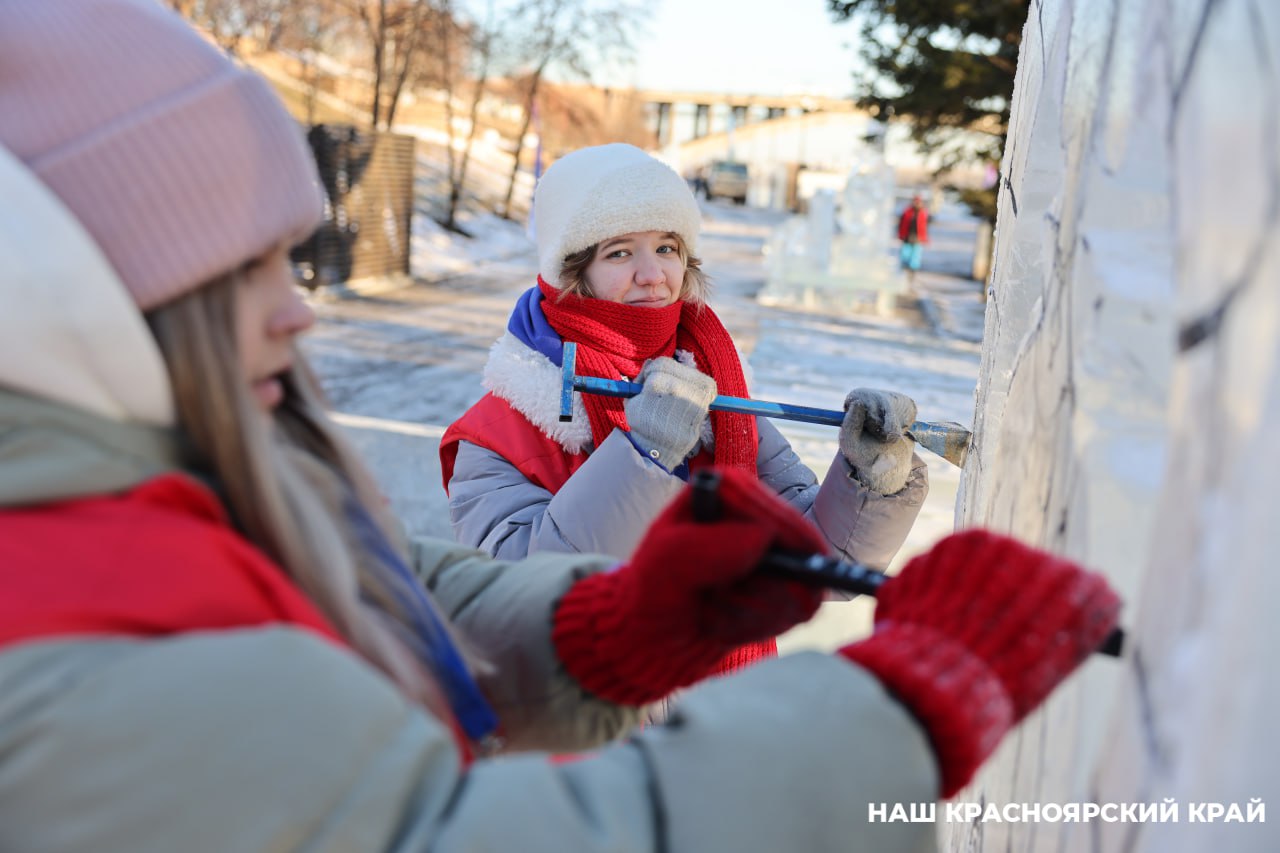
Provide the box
[508,286,564,365]
[344,495,500,748]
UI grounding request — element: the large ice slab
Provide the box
[951,2,1277,850]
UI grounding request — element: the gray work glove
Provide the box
[624,357,717,468]
[839,388,917,495]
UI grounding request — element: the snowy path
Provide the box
[304,199,982,652]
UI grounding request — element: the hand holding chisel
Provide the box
[559,342,972,467]
[690,469,1126,658]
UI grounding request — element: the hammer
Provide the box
[558,342,972,468]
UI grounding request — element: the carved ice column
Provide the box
[760,140,902,313]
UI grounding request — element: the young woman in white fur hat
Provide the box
[441,143,930,674]
[0,3,1123,850]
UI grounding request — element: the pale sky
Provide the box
[617,0,860,97]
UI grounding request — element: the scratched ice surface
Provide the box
[943,2,1279,851]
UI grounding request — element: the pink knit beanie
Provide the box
[0,0,324,310]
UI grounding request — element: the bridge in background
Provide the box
[633,89,859,148]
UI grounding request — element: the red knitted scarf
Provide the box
[537,277,757,472]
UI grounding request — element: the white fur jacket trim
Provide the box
[482,331,735,455]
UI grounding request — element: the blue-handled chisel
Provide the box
[558,342,971,467]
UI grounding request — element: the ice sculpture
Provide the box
[758,138,904,314]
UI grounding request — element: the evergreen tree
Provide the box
[828,0,1028,220]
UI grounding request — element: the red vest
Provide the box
[440,393,588,495]
[0,474,341,648]
[440,394,776,675]
[0,474,477,759]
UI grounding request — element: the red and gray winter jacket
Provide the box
[441,329,929,568]
[0,386,942,853]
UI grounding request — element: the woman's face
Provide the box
[583,231,685,307]
[234,244,315,411]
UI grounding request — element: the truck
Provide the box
[705,160,749,205]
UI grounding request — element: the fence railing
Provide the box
[292,124,415,287]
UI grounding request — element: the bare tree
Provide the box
[272,2,352,125]
[497,0,640,219]
[170,0,292,55]
[429,0,499,232]
[333,0,450,130]
[537,83,652,152]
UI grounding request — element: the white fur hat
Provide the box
[532,143,701,285]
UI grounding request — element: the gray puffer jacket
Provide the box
[447,331,928,565]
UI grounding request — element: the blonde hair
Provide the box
[557,232,710,304]
[145,275,462,720]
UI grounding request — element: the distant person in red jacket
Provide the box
[898,194,929,288]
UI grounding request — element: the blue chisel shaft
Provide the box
[573,375,847,429]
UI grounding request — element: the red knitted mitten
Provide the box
[553,466,827,705]
[839,529,1121,797]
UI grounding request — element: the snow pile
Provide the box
[410,210,534,282]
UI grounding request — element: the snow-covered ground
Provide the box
[410,207,535,280]
[304,196,984,652]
